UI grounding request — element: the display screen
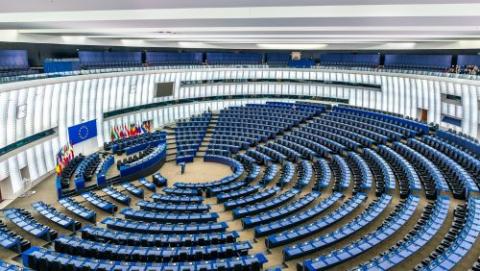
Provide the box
[155,82,175,97]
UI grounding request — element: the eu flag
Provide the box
[68,119,98,145]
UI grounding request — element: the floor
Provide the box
[159,158,233,183]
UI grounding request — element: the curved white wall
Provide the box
[0,67,479,199]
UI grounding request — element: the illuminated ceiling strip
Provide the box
[16,26,480,34]
[1,4,480,22]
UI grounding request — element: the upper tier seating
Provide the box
[206,52,263,65]
[79,51,142,69]
[146,52,203,66]
[320,53,380,68]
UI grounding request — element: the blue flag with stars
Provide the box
[68,119,98,145]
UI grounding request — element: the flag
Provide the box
[68,143,75,161]
[130,124,137,137]
[114,125,121,139]
[123,124,129,138]
[136,123,142,135]
[143,120,152,132]
[55,164,61,176]
[140,123,147,134]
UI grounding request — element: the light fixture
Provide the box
[384,42,416,49]
[121,39,145,46]
[177,42,210,48]
[61,35,86,43]
[257,43,327,50]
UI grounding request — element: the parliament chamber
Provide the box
[0,1,480,271]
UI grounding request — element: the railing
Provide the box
[2,63,480,85]
[0,128,56,158]
[0,64,269,84]
[314,65,480,81]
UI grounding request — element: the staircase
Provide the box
[196,113,218,157]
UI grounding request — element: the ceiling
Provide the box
[1,0,480,50]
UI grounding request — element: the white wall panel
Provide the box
[2,67,480,198]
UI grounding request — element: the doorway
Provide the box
[417,108,428,122]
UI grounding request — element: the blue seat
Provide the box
[354,196,450,270]
[138,177,156,192]
[54,235,252,262]
[81,191,118,213]
[255,193,343,237]
[80,225,239,247]
[101,217,228,234]
[4,209,57,242]
[224,186,281,210]
[283,194,392,260]
[32,202,81,231]
[102,186,131,205]
[266,193,366,248]
[22,246,268,271]
[0,221,30,253]
[313,159,332,191]
[233,189,299,218]
[302,195,419,270]
[120,208,219,223]
[58,197,96,222]
[163,187,202,196]
[122,182,144,198]
[216,185,261,203]
[151,193,203,204]
[137,200,210,213]
[242,192,320,229]
[276,162,296,187]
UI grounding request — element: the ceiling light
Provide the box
[121,39,145,46]
[177,42,210,48]
[257,43,327,50]
[384,42,416,49]
[61,35,86,43]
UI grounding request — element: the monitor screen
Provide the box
[155,82,175,97]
